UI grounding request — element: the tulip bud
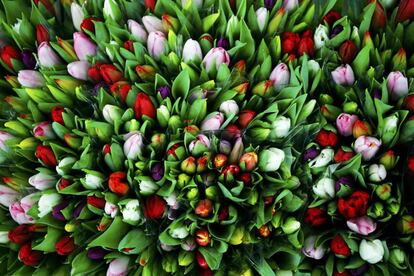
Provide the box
[321,104,342,121]
[81,170,104,190]
[339,40,358,64]
[219,100,239,117]
[201,112,224,131]
[36,24,49,44]
[392,48,407,71]
[367,164,387,182]
[202,47,230,73]
[0,185,18,207]
[101,64,123,84]
[314,24,329,49]
[352,120,372,138]
[147,31,168,60]
[38,42,62,68]
[167,143,186,161]
[182,39,203,63]
[331,64,355,86]
[283,0,299,11]
[389,248,407,269]
[73,32,97,61]
[56,156,77,176]
[359,239,384,264]
[336,113,358,137]
[36,144,57,167]
[1,45,22,71]
[134,92,156,120]
[66,61,89,81]
[195,229,210,246]
[347,216,377,236]
[103,0,122,21]
[308,149,334,168]
[370,0,387,29]
[107,257,130,276]
[195,199,213,218]
[17,70,45,88]
[135,65,155,82]
[375,183,392,200]
[354,136,381,161]
[387,71,408,100]
[396,0,414,22]
[38,192,62,218]
[382,113,399,145]
[123,132,145,160]
[269,116,291,139]
[258,148,285,172]
[313,178,335,199]
[128,19,148,43]
[237,110,256,129]
[256,8,269,33]
[298,30,315,57]
[269,63,290,91]
[302,236,326,260]
[142,16,164,33]
[102,104,123,125]
[71,3,84,31]
[181,156,196,174]
[189,135,210,157]
[239,152,258,172]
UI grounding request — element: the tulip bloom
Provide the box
[302,236,326,260]
[297,30,314,57]
[38,193,62,218]
[195,229,211,247]
[239,152,258,171]
[128,19,148,43]
[147,31,168,59]
[354,136,381,161]
[396,0,414,22]
[51,106,65,124]
[1,45,21,70]
[283,0,299,11]
[330,235,351,257]
[36,24,49,44]
[182,39,203,63]
[237,110,256,129]
[142,15,164,33]
[269,63,290,90]
[134,92,156,120]
[0,185,18,207]
[270,116,291,139]
[336,113,358,137]
[312,178,335,199]
[201,112,224,131]
[73,32,97,60]
[17,70,45,88]
[387,71,408,100]
[258,148,285,172]
[55,236,76,256]
[80,17,103,34]
[8,225,32,245]
[123,132,145,160]
[35,144,57,167]
[28,171,56,190]
[108,172,130,196]
[370,0,387,29]
[38,42,62,68]
[67,61,90,81]
[107,257,130,276]
[359,239,384,264]
[331,64,355,86]
[256,8,269,32]
[282,32,300,55]
[195,199,213,218]
[314,24,329,49]
[144,195,165,219]
[339,40,358,64]
[202,47,230,72]
[9,194,37,224]
[347,216,377,235]
[18,243,42,266]
[368,164,387,182]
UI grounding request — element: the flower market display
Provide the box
[1,0,414,275]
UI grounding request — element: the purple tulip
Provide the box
[52,201,69,221]
[67,61,90,81]
[349,264,368,276]
[265,0,275,9]
[330,26,343,38]
[92,83,109,96]
[17,70,45,88]
[372,88,382,99]
[73,32,97,61]
[335,176,354,192]
[147,31,168,60]
[217,37,229,49]
[331,64,355,86]
[158,86,171,99]
[347,216,377,235]
[387,71,408,100]
[72,201,85,218]
[87,247,107,260]
[22,50,36,69]
[202,47,230,73]
[38,42,62,68]
[303,147,319,161]
[151,163,164,181]
[336,113,358,136]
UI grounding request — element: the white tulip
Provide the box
[313,178,335,199]
[359,239,384,264]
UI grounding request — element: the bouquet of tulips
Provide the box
[0,0,414,275]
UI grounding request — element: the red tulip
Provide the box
[144,0,156,12]
[134,92,156,120]
[18,243,42,266]
[195,229,210,246]
[315,130,338,147]
[334,148,355,163]
[404,95,414,112]
[218,206,229,221]
[100,64,123,84]
[58,178,72,190]
[369,0,386,29]
[34,0,55,16]
[1,45,21,70]
[339,40,358,64]
[80,17,103,34]
[51,106,65,124]
[323,10,341,26]
[281,32,300,55]
[36,24,49,44]
[35,144,57,167]
[396,0,414,22]
[108,172,130,196]
[213,153,228,169]
[55,236,76,256]
[237,110,256,129]
[88,62,102,83]
[195,199,213,218]
[330,234,351,257]
[239,172,251,185]
[144,195,166,219]
[297,30,314,57]
[408,155,414,174]
[258,224,270,237]
[87,196,106,209]
[196,250,209,269]
[8,225,32,245]
[224,124,241,140]
[123,40,134,52]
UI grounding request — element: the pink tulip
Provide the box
[147,32,168,60]
[354,136,381,161]
[336,113,358,137]
[347,216,377,235]
[128,19,148,43]
[0,131,14,151]
[142,15,164,33]
[0,185,18,207]
[270,63,290,90]
[106,257,129,276]
[17,70,45,88]
[38,42,62,68]
[202,47,230,73]
[74,32,97,61]
[28,171,56,190]
[201,112,225,131]
[33,121,56,139]
[283,0,299,11]
[67,60,90,80]
[9,194,37,224]
[331,64,355,86]
[387,71,408,100]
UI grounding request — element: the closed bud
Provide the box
[269,63,290,91]
[142,16,165,33]
[182,39,203,63]
[339,40,358,64]
[103,104,123,124]
[256,8,269,33]
[162,14,179,32]
[181,156,196,174]
[38,42,62,68]
[392,48,407,71]
[368,164,387,182]
[379,150,397,170]
[103,0,122,21]
[352,120,372,138]
[387,71,408,100]
[252,80,273,97]
[71,3,84,31]
[18,70,45,88]
[195,199,213,218]
[195,229,210,246]
[202,47,230,73]
[157,105,170,128]
[128,19,148,43]
[73,32,97,61]
[147,31,168,60]
[67,61,90,81]
[314,24,329,49]
[135,65,155,81]
[239,152,258,172]
[375,183,392,200]
[331,64,355,86]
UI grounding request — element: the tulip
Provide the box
[370,0,387,29]
[104,202,118,218]
[1,45,21,71]
[107,257,130,276]
[379,150,397,170]
[336,113,358,137]
[82,170,105,189]
[100,64,123,84]
[195,229,210,247]
[201,112,224,131]
[368,164,387,182]
[109,172,130,196]
[38,42,62,67]
[387,71,408,100]
[87,247,107,260]
[103,104,123,124]
[36,24,49,45]
[67,61,90,81]
[229,137,244,164]
[87,196,106,210]
[256,8,269,32]
[18,243,42,267]
[147,31,168,60]
[389,248,407,269]
[331,64,355,86]
[269,116,291,139]
[314,24,329,49]
[202,47,230,73]
[339,40,358,64]
[182,39,203,63]
[142,15,164,33]
[308,149,334,168]
[128,19,147,43]
[391,48,407,72]
[219,140,232,155]
[16,70,44,89]
[21,50,36,69]
[157,86,171,99]
[409,156,414,174]
[297,30,314,57]
[55,236,76,256]
[139,177,158,196]
[189,135,210,157]
[359,239,384,264]
[258,148,285,172]
[313,178,335,199]
[103,0,122,21]
[156,105,170,128]
[352,120,372,138]
[237,110,256,130]
[73,32,97,61]
[0,185,18,207]
[121,200,142,225]
[151,163,164,181]
[123,131,145,161]
[144,195,166,219]
[35,144,57,167]
[335,176,354,193]
[28,170,56,190]
[134,93,156,120]
[354,136,381,161]
[195,199,213,218]
[38,192,62,218]
[219,100,239,117]
[71,3,84,31]
[239,152,258,171]
[8,225,32,245]
[302,236,326,260]
[283,0,299,11]
[347,216,377,235]
[269,63,290,90]
[396,0,414,22]
[303,147,319,161]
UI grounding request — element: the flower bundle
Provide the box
[0,0,413,275]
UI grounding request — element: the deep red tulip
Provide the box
[36,24,49,44]
[1,45,21,70]
[330,234,351,257]
[297,31,314,57]
[58,178,72,190]
[315,130,338,147]
[144,195,166,219]
[51,105,65,124]
[88,62,102,83]
[100,64,123,84]
[86,196,106,209]
[55,236,76,256]
[323,10,341,26]
[123,40,134,52]
[144,0,156,12]
[237,110,256,129]
[18,243,42,266]
[404,95,414,112]
[8,225,32,245]
[304,207,328,227]
[134,92,156,120]
[334,148,355,163]
[35,144,57,167]
[281,32,300,55]
[80,17,103,34]
[396,0,414,22]
[195,229,210,247]
[196,250,209,268]
[108,172,130,196]
[369,0,387,29]
[339,40,358,64]
[408,155,414,173]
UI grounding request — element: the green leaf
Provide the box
[88,217,130,249]
[172,70,190,99]
[198,247,223,270]
[71,251,105,275]
[32,227,61,252]
[118,229,154,254]
[358,2,376,37]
